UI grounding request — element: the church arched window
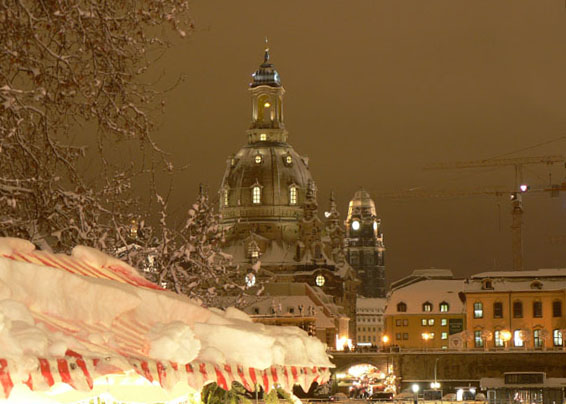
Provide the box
[223,188,229,207]
[289,186,297,205]
[252,186,261,204]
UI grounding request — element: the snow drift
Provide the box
[0,238,332,402]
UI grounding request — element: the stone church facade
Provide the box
[217,48,361,343]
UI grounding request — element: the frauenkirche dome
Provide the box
[219,48,314,243]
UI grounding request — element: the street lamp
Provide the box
[430,357,440,389]
[412,383,420,404]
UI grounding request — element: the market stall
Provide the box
[0,238,332,403]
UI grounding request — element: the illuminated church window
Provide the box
[223,189,229,207]
[315,275,325,287]
[289,186,297,205]
[260,133,267,141]
[252,186,261,204]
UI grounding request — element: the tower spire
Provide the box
[264,36,270,64]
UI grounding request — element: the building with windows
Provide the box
[383,269,466,350]
[345,190,386,298]
[218,48,359,345]
[356,297,386,347]
[463,269,566,350]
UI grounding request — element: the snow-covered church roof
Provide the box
[0,238,332,402]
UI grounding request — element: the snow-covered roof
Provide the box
[239,295,335,328]
[385,279,466,315]
[0,238,332,401]
[390,268,455,291]
[472,268,566,279]
[357,298,386,312]
[465,279,566,293]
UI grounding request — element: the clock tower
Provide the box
[345,189,386,297]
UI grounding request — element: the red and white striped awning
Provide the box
[0,353,329,399]
[0,243,331,400]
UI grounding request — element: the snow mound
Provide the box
[0,238,35,256]
[0,237,333,371]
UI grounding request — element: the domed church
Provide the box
[218,48,360,343]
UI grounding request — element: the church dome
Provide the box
[219,49,315,228]
[220,144,313,223]
[347,188,377,219]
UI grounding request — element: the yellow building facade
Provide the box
[464,270,566,350]
[384,270,466,350]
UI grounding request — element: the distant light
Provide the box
[324,211,331,218]
[430,382,441,389]
[352,220,360,231]
[412,384,420,393]
[520,184,530,192]
[373,221,378,232]
[382,335,390,344]
[264,102,271,108]
[260,133,267,141]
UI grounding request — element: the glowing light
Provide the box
[324,211,331,218]
[246,273,256,287]
[255,155,262,164]
[500,330,512,341]
[336,336,353,351]
[421,332,433,341]
[382,335,390,344]
[348,364,375,378]
[412,384,420,393]
[373,221,378,232]
[520,184,529,192]
[264,102,271,108]
[352,220,360,231]
[316,275,325,286]
[260,133,267,141]
[430,382,441,389]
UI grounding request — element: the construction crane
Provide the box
[373,155,565,271]
[424,155,564,271]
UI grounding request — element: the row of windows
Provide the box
[357,327,381,332]
[357,317,381,323]
[393,332,450,341]
[358,335,377,343]
[397,301,450,313]
[473,301,563,319]
[396,318,450,327]
[474,329,565,348]
[223,185,298,206]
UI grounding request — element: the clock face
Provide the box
[246,273,256,287]
[352,220,360,231]
[315,275,325,287]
